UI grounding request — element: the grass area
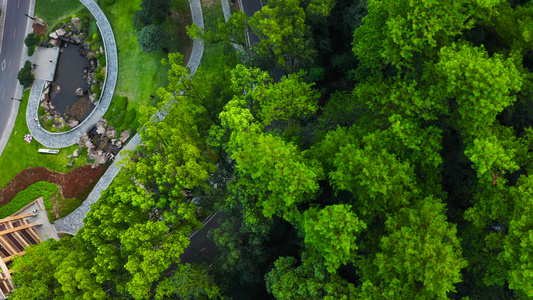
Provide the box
[99,0,193,109]
[50,193,83,221]
[0,181,57,222]
[0,91,78,189]
[34,0,87,34]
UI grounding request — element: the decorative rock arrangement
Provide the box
[67,118,131,168]
[40,17,105,131]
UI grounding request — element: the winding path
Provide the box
[27,0,118,148]
[54,0,205,235]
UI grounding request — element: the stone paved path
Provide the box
[54,0,204,235]
[27,0,118,148]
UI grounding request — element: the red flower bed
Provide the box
[0,165,107,207]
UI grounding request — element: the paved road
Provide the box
[240,0,262,45]
[0,0,32,154]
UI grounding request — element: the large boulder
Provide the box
[104,127,117,139]
[119,129,131,143]
[71,17,82,30]
[66,118,79,128]
[49,32,59,40]
[84,140,95,149]
[72,149,79,157]
[96,118,106,135]
[55,28,67,38]
[75,87,84,96]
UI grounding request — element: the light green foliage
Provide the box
[330,139,416,217]
[302,204,366,272]
[502,174,533,297]
[265,255,357,300]
[187,11,247,46]
[155,264,221,299]
[304,0,336,18]
[464,135,519,176]
[353,0,475,67]
[254,70,319,127]
[369,196,467,299]
[232,133,322,220]
[79,180,199,299]
[249,0,314,72]
[437,43,522,132]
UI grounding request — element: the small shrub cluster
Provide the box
[104,96,138,132]
[17,60,34,89]
[0,181,57,219]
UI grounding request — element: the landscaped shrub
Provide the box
[17,60,34,89]
[24,33,42,47]
[38,106,45,115]
[0,181,58,219]
[27,45,35,56]
[118,109,137,131]
[92,83,101,96]
[105,95,128,120]
[46,119,53,127]
[111,111,125,128]
[98,55,106,67]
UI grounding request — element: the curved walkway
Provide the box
[27,0,118,148]
[54,0,205,235]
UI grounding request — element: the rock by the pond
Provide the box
[119,129,131,143]
[66,96,92,122]
[67,160,75,167]
[84,140,95,149]
[49,38,61,47]
[73,149,79,157]
[66,118,79,128]
[71,17,82,30]
[75,87,84,96]
[105,127,117,139]
[55,28,67,38]
[49,32,59,40]
[96,119,106,135]
[80,133,89,143]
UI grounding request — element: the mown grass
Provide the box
[99,0,193,109]
[34,0,87,34]
[0,91,78,189]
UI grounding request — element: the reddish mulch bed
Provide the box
[0,165,107,207]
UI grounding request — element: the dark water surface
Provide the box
[52,44,92,118]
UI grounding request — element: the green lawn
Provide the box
[34,0,87,34]
[0,91,78,188]
[99,0,193,109]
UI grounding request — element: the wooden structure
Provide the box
[0,213,41,296]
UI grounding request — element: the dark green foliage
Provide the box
[24,33,42,47]
[105,95,128,121]
[38,106,45,115]
[46,119,53,127]
[0,181,57,218]
[27,45,35,56]
[138,24,166,53]
[17,60,34,89]
[111,111,125,128]
[133,0,170,29]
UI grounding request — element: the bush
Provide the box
[17,60,34,89]
[111,111,125,128]
[98,55,106,67]
[24,33,42,47]
[27,45,35,56]
[0,181,58,219]
[46,119,53,127]
[92,83,101,96]
[38,106,45,115]
[138,24,166,54]
[119,109,137,131]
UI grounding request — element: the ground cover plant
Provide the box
[0,181,56,219]
[0,91,78,189]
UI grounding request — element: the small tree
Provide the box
[17,60,35,89]
[138,25,166,53]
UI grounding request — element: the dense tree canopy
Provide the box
[10,0,533,299]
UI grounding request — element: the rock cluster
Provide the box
[68,118,131,168]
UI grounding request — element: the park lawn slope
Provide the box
[0,91,77,189]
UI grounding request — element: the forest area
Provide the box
[8,0,533,299]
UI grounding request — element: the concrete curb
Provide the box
[54,0,205,235]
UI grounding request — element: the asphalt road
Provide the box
[0,0,31,144]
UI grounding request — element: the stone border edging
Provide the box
[54,0,205,235]
[27,0,117,148]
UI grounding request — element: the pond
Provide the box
[52,44,94,121]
